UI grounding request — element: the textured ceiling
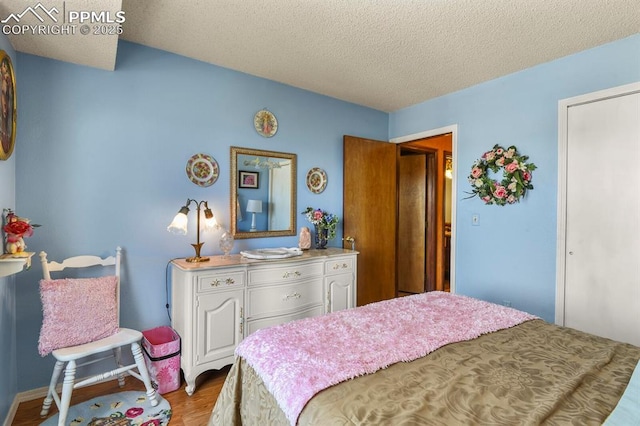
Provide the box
[1,0,639,112]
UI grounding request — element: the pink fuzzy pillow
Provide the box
[38,276,119,356]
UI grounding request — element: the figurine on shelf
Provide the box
[299,226,311,250]
[3,208,38,254]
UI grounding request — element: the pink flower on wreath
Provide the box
[493,185,507,199]
[484,151,495,161]
[507,195,517,204]
[522,171,532,182]
[495,157,505,167]
[505,161,519,173]
[495,147,504,155]
[471,167,483,178]
[482,195,492,203]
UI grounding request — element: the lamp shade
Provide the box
[203,213,219,231]
[167,206,189,235]
[246,199,262,213]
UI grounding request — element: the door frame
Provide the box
[390,124,458,293]
[555,81,640,325]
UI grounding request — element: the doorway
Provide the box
[343,126,457,306]
[397,133,453,295]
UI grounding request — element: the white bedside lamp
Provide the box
[246,199,262,232]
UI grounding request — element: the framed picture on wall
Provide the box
[0,50,16,161]
[239,171,259,188]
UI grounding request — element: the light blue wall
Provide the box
[8,32,640,400]
[0,33,17,422]
[14,40,388,392]
[390,34,640,321]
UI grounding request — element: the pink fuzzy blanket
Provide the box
[235,291,538,425]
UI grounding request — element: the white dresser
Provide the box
[170,248,358,395]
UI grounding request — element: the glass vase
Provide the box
[219,230,235,257]
[314,225,328,249]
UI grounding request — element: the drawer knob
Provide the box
[283,292,301,301]
[225,278,235,285]
[210,279,221,287]
[333,263,348,270]
[283,271,302,279]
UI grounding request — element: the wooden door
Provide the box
[401,134,452,291]
[343,135,397,306]
[425,152,438,291]
[562,87,640,346]
[398,153,426,294]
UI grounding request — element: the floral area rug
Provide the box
[39,391,171,426]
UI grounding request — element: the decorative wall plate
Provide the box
[306,167,327,193]
[186,153,219,187]
[254,109,278,137]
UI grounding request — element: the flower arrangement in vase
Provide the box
[302,207,339,249]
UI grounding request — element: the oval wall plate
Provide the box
[306,167,327,193]
[254,109,278,137]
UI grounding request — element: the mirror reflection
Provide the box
[231,146,297,239]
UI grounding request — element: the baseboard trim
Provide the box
[3,399,18,426]
[3,375,127,425]
[3,385,50,426]
[17,384,51,402]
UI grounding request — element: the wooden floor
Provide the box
[11,366,231,426]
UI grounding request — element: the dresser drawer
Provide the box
[245,305,324,336]
[246,279,323,318]
[248,261,323,286]
[196,270,245,293]
[325,256,355,275]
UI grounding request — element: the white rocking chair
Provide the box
[38,247,158,425]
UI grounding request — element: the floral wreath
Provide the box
[466,144,536,206]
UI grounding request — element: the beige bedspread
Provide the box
[210,319,640,425]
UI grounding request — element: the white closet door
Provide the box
[564,90,640,346]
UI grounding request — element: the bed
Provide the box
[209,292,640,425]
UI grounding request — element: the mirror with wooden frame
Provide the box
[230,146,297,239]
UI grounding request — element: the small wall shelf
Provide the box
[0,252,35,278]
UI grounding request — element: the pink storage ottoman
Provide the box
[141,326,181,394]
